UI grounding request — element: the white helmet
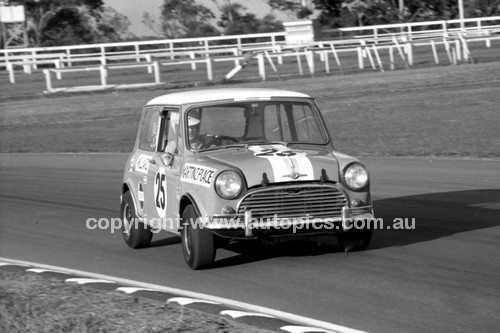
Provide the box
[188,115,200,126]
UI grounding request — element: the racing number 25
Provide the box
[154,167,167,217]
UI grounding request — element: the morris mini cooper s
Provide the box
[121,88,374,269]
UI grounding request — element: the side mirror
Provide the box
[161,153,174,167]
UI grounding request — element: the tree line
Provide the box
[2,0,499,47]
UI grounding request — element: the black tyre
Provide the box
[121,191,152,249]
[337,229,372,252]
[181,204,215,270]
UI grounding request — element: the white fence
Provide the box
[1,16,499,92]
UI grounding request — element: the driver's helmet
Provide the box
[187,115,200,127]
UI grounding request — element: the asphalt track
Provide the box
[1,153,499,333]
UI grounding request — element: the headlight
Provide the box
[215,170,243,199]
[343,163,369,191]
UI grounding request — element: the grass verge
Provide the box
[1,62,499,157]
[0,270,271,333]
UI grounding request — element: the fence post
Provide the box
[257,53,266,81]
[205,57,213,81]
[389,46,395,70]
[232,48,239,67]
[264,50,278,74]
[43,69,53,93]
[7,63,15,83]
[306,49,315,75]
[276,44,283,65]
[323,50,330,74]
[54,60,62,80]
[134,44,140,60]
[189,52,197,70]
[430,40,439,64]
[66,49,72,68]
[169,42,174,60]
[365,46,376,70]
[295,49,303,75]
[357,46,364,69]
[153,61,161,84]
[393,36,409,69]
[31,50,37,70]
[403,37,413,66]
[100,65,107,87]
[329,43,342,71]
[455,39,462,61]
[372,45,384,72]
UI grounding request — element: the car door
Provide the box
[143,107,182,232]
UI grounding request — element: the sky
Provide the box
[103,0,294,37]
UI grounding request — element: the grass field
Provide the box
[1,61,499,157]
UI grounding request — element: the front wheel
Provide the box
[181,204,215,270]
[121,191,152,249]
[337,229,372,252]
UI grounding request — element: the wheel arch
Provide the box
[121,182,140,219]
[179,193,201,229]
[122,183,130,195]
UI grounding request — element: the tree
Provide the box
[20,0,130,46]
[95,6,132,42]
[159,0,218,38]
[465,0,500,17]
[213,0,284,35]
[342,0,400,26]
[40,6,94,46]
[266,0,313,19]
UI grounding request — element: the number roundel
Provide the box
[154,167,167,218]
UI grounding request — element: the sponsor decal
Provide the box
[154,168,167,218]
[135,154,152,174]
[181,163,216,187]
[138,183,144,211]
[249,146,314,182]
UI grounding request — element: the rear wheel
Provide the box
[337,229,372,252]
[181,204,215,269]
[121,191,152,249]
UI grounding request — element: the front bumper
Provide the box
[204,205,375,238]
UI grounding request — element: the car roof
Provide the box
[146,88,311,106]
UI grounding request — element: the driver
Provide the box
[187,114,204,150]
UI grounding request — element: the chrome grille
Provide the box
[237,184,346,220]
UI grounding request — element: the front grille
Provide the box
[237,184,347,220]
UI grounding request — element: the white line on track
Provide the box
[0,258,367,333]
[168,297,220,306]
[26,268,70,274]
[66,278,116,285]
[116,287,155,294]
[221,310,275,319]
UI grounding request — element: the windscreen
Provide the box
[186,101,328,150]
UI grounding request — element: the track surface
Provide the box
[1,153,499,333]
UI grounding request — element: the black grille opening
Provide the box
[237,184,346,220]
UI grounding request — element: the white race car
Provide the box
[121,88,374,269]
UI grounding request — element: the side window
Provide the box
[263,104,292,141]
[292,104,326,143]
[163,110,180,154]
[139,108,161,151]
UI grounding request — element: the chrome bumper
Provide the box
[205,205,374,237]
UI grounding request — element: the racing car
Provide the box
[121,88,374,269]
